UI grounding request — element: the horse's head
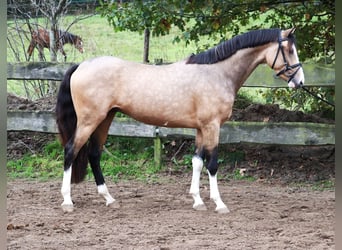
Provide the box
[74,36,84,53]
[266,28,304,88]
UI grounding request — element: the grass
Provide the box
[7,136,159,182]
[287,179,335,192]
[7,139,64,180]
[311,180,335,191]
[100,136,159,182]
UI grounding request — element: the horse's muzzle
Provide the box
[288,80,303,89]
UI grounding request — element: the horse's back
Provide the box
[74,56,184,87]
[79,56,135,67]
[76,56,137,77]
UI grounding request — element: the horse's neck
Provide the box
[59,31,74,45]
[219,46,268,93]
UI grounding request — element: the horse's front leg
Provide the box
[59,46,67,62]
[189,155,207,210]
[206,147,229,214]
[38,45,45,61]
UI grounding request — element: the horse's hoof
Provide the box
[61,204,74,213]
[193,203,207,211]
[107,201,120,209]
[216,206,230,214]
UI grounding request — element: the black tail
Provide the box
[56,64,88,183]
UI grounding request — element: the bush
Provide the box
[262,87,335,119]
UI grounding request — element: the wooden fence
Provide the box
[7,62,335,165]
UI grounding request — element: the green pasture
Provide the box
[7,14,216,64]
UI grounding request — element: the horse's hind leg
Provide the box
[26,40,35,61]
[61,124,97,212]
[88,110,118,208]
[206,147,229,214]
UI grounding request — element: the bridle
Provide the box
[271,32,334,107]
[271,33,302,86]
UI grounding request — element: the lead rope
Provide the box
[300,85,335,108]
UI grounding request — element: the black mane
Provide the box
[186,28,281,64]
[59,30,80,44]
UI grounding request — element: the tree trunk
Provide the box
[143,28,150,63]
[48,21,58,95]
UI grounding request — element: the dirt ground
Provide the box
[7,177,334,250]
[7,93,335,249]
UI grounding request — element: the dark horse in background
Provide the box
[56,28,304,214]
[27,28,84,62]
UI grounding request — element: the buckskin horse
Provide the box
[56,28,304,213]
[27,28,84,62]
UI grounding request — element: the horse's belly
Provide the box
[122,104,197,128]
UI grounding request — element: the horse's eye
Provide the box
[288,44,294,54]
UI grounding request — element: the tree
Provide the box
[30,0,71,63]
[98,0,335,63]
[7,0,96,97]
[29,0,71,94]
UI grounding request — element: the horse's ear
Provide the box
[283,27,296,37]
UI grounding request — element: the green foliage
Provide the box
[98,0,181,37]
[98,0,335,63]
[262,87,335,118]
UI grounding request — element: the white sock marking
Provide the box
[189,156,205,208]
[97,184,115,206]
[61,166,73,207]
[207,170,229,212]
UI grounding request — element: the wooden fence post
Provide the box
[154,127,162,168]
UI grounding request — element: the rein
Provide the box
[300,85,335,108]
[271,32,334,108]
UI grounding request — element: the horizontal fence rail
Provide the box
[7,111,335,145]
[7,62,335,87]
